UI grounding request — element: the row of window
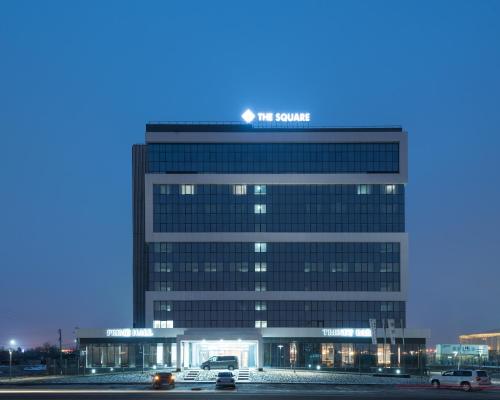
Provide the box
[153,300,404,312]
[151,261,400,273]
[147,143,400,173]
[155,184,400,196]
[149,281,400,292]
[149,242,401,254]
[152,300,406,329]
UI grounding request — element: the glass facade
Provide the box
[148,242,401,292]
[153,184,404,233]
[153,300,405,328]
[147,143,399,173]
[264,340,425,371]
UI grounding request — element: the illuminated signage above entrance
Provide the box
[321,328,372,338]
[106,328,154,338]
[241,109,311,124]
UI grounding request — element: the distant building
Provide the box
[435,344,489,366]
[460,330,500,352]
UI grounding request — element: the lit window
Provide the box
[254,243,267,252]
[153,320,161,328]
[181,184,195,195]
[254,185,267,195]
[356,184,372,195]
[384,184,397,194]
[304,262,311,273]
[254,204,266,214]
[255,301,267,311]
[255,282,266,292]
[160,320,167,328]
[255,320,267,328]
[254,262,267,272]
[232,184,247,195]
[166,320,174,328]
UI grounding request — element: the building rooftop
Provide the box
[460,330,500,337]
[146,122,403,133]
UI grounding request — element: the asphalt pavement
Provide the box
[1,384,500,400]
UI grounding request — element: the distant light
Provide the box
[278,345,284,349]
[308,364,311,368]
[9,339,16,346]
[396,369,401,374]
[152,365,157,370]
[237,338,242,342]
[91,369,96,374]
[202,339,206,342]
[316,365,321,370]
[241,109,256,123]
[220,339,223,342]
[378,368,382,372]
[110,367,114,372]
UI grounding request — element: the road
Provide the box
[1,384,500,400]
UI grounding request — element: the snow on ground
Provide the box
[1,368,426,385]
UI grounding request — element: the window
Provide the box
[254,242,267,252]
[356,184,372,195]
[255,320,267,328]
[254,185,267,195]
[181,184,195,195]
[384,184,397,194]
[232,184,247,195]
[255,301,267,311]
[255,282,266,291]
[254,262,267,272]
[254,204,266,214]
[159,185,170,195]
[153,320,174,328]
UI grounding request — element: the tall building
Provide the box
[78,122,429,371]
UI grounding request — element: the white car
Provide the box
[215,371,236,389]
[430,370,491,391]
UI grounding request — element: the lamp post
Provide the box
[9,340,16,379]
[277,345,284,368]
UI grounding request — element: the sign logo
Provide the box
[241,109,256,123]
[106,328,154,338]
[321,328,372,338]
[241,109,311,124]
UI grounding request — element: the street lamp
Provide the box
[8,340,16,379]
[277,345,284,368]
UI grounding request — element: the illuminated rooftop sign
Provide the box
[241,109,311,124]
[106,328,154,337]
[321,328,372,338]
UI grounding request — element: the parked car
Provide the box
[201,355,238,370]
[430,370,491,391]
[216,371,236,389]
[151,372,175,390]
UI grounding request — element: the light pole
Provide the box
[9,340,16,379]
[277,345,284,368]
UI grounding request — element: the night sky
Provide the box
[1,0,499,349]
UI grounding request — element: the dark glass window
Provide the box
[147,143,399,174]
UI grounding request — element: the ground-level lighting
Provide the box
[316,365,321,370]
[91,369,96,374]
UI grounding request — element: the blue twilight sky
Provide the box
[1,0,499,348]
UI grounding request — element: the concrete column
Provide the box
[258,336,264,371]
[176,337,182,372]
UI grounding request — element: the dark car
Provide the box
[216,371,236,389]
[201,355,238,370]
[152,372,175,390]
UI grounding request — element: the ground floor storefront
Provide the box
[77,327,429,373]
